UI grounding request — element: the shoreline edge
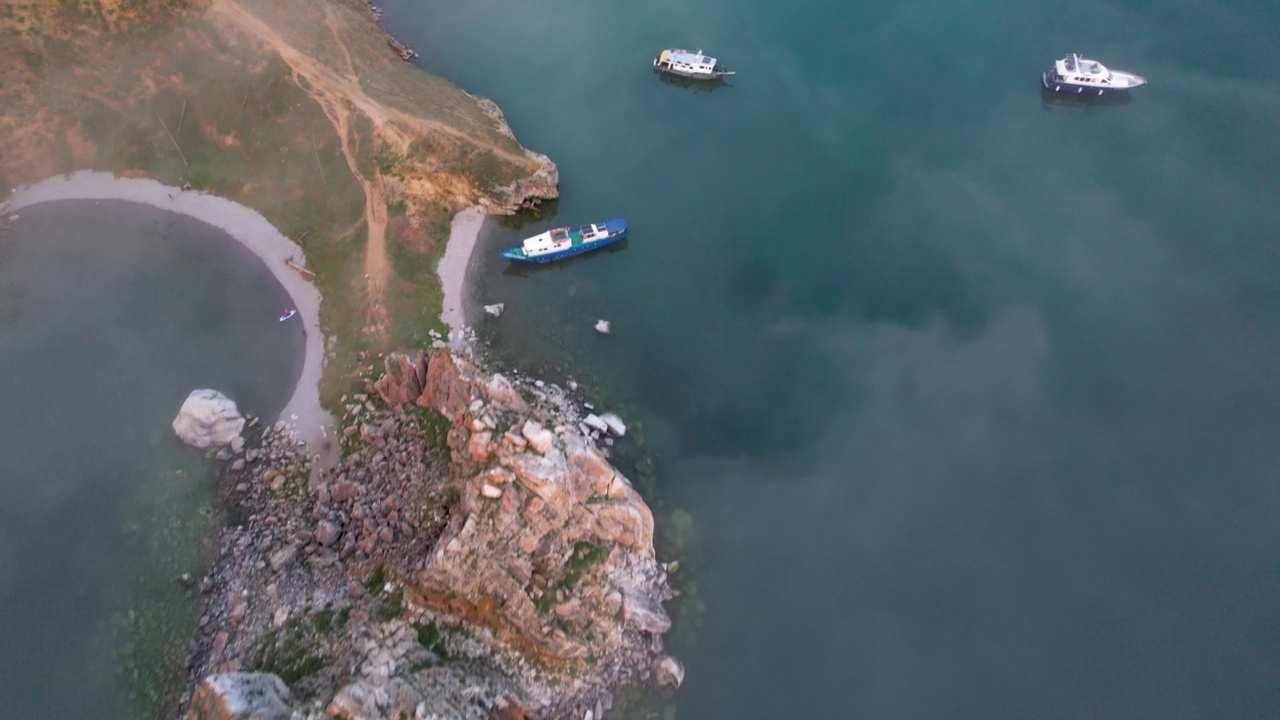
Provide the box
[7,171,335,458]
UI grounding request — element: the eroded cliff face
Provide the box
[183,348,677,720]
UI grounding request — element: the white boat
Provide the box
[1042,53,1146,95]
[653,48,734,80]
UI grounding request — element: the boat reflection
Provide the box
[656,72,732,93]
[500,238,631,278]
[1040,86,1134,111]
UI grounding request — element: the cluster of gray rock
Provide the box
[178,346,680,720]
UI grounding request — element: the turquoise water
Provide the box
[385,1,1280,717]
[0,200,302,717]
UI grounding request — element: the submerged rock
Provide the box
[172,389,245,450]
[484,303,505,317]
[655,655,685,688]
[594,319,611,335]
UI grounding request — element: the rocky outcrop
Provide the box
[371,352,427,407]
[461,91,559,213]
[494,150,560,213]
[181,347,676,720]
[173,389,245,450]
[377,348,674,671]
[188,673,291,720]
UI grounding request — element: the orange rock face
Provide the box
[376,349,673,670]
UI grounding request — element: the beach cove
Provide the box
[0,195,305,718]
[8,172,333,453]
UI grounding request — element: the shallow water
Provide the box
[0,200,302,717]
[380,1,1280,717]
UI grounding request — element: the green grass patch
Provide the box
[372,595,404,622]
[313,608,335,634]
[533,541,606,616]
[411,405,452,459]
[364,563,387,594]
[247,620,330,685]
[413,620,451,660]
[563,541,605,590]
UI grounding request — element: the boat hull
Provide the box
[653,65,732,80]
[500,233,627,263]
[499,217,629,264]
[1042,70,1136,96]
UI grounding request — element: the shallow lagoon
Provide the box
[0,200,302,717]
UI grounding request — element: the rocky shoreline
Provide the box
[180,343,679,720]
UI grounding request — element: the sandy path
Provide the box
[209,0,529,306]
[6,172,336,461]
[438,208,487,332]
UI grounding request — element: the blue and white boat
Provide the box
[498,217,629,263]
[1043,53,1146,95]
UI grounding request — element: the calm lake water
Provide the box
[385,0,1280,717]
[0,200,302,718]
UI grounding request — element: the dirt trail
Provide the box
[209,0,532,321]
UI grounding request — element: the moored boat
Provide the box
[1042,53,1146,95]
[653,48,734,80]
[499,217,629,264]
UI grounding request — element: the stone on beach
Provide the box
[187,672,292,720]
[598,412,627,437]
[583,414,609,434]
[172,389,245,450]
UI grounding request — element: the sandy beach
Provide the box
[6,171,334,457]
[438,207,487,333]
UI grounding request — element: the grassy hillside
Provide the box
[0,0,549,406]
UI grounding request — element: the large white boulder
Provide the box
[172,389,245,450]
[583,414,609,434]
[187,672,292,720]
[599,412,627,437]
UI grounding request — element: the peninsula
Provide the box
[0,1,678,718]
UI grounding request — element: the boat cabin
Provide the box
[1052,53,1114,85]
[658,49,719,75]
[522,227,573,257]
[578,223,610,242]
